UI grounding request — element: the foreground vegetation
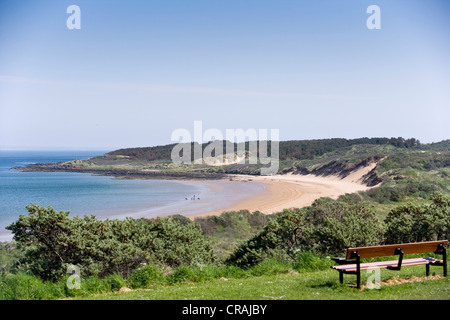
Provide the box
[1,253,448,300]
[1,192,448,300]
[2,137,448,300]
[83,268,449,301]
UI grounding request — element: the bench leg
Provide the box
[356,255,361,289]
[348,251,362,289]
[339,271,343,284]
[426,264,430,276]
[444,256,447,277]
[356,270,361,290]
[439,244,447,277]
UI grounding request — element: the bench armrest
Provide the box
[332,257,347,265]
[332,257,357,265]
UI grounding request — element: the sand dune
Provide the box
[190,163,378,218]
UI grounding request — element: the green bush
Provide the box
[384,193,449,243]
[143,217,216,268]
[247,258,292,276]
[216,265,246,279]
[293,251,332,272]
[127,264,165,289]
[166,265,198,284]
[194,210,270,237]
[103,273,127,291]
[6,204,216,281]
[0,242,24,274]
[227,198,384,267]
[0,272,65,300]
[305,198,384,254]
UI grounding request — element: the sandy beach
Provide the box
[0,163,378,242]
[187,162,377,219]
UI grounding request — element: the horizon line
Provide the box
[0,137,447,152]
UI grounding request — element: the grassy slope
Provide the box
[80,265,449,300]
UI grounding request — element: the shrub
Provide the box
[6,204,216,281]
[166,265,197,284]
[384,193,450,243]
[142,217,216,268]
[227,198,384,267]
[194,210,270,237]
[293,251,332,272]
[127,264,165,289]
[305,198,384,254]
[0,242,24,274]
[0,272,65,300]
[226,208,306,267]
[104,273,127,291]
[247,258,292,276]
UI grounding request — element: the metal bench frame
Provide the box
[331,241,447,289]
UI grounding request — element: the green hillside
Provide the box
[15,137,446,182]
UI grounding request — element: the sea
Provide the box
[0,150,265,241]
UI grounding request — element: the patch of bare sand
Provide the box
[189,162,379,219]
[360,275,444,290]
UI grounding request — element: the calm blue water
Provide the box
[0,151,204,240]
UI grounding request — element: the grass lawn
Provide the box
[76,266,449,300]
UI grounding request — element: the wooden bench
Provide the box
[331,240,447,289]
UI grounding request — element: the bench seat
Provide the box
[330,240,447,289]
[331,257,443,272]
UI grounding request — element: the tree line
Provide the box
[107,137,422,162]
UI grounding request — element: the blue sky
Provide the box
[0,0,449,150]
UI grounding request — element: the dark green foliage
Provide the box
[293,251,333,272]
[245,258,292,276]
[0,242,24,274]
[193,210,273,260]
[6,204,216,281]
[337,192,366,204]
[107,137,421,163]
[194,210,270,237]
[227,193,449,268]
[169,214,192,225]
[226,199,384,267]
[384,193,450,243]
[103,273,127,291]
[141,216,216,268]
[106,143,179,161]
[0,271,66,300]
[378,150,449,172]
[303,198,384,253]
[0,194,448,300]
[127,264,165,289]
[418,139,450,152]
[365,177,446,204]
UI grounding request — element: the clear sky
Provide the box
[0,0,449,150]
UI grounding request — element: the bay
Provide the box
[0,150,264,241]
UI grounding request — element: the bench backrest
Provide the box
[345,240,448,260]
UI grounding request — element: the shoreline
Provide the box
[0,178,267,242]
[0,164,376,242]
[97,178,267,220]
[184,170,375,219]
[121,161,376,221]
